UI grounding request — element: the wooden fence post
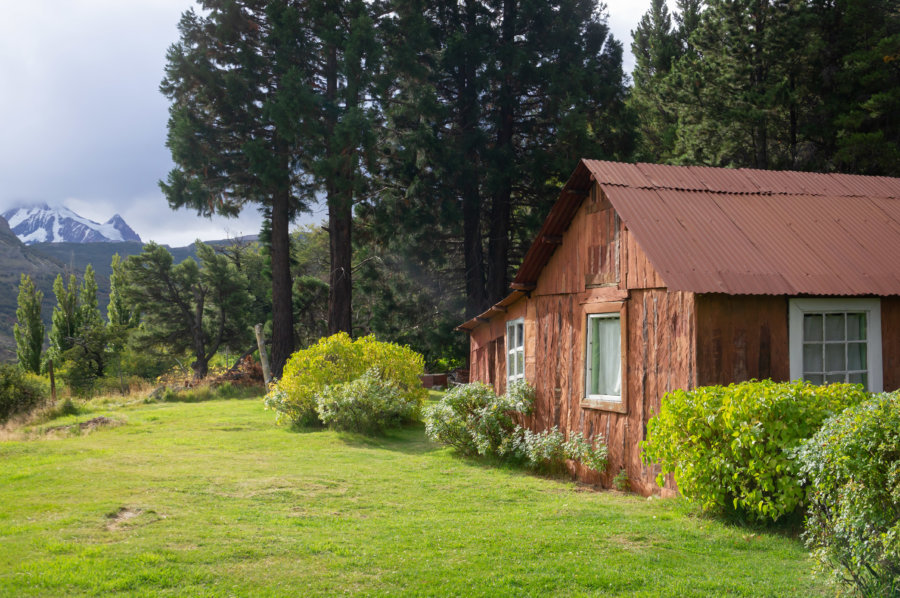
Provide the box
[48,358,57,402]
[254,324,272,386]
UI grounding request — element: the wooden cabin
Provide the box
[458,160,900,495]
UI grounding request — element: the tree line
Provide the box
[13,244,258,392]
[12,0,898,383]
[158,0,898,379]
[13,230,462,392]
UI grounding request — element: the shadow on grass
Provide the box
[155,383,265,404]
[698,503,807,539]
[285,419,441,455]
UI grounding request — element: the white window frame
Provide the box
[584,312,623,403]
[789,298,882,392]
[506,318,525,384]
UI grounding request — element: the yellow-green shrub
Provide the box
[641,380,867,522]
[265,333,426,426]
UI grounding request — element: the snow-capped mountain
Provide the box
[0,204,141,245]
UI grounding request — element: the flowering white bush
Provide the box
[425,382,607,473]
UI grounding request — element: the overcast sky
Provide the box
[0,0,653,247]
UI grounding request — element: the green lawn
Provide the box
[0,397,826,597]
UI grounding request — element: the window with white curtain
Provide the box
[585,313,621,401]
[506,318,524,384]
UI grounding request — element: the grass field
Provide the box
[0,396,827,597]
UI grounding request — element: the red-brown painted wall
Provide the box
[695,294,790,386]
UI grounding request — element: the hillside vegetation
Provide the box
[0,226,257,362]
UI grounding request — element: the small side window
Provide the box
[585,313,622,401]
[506,318,524,384]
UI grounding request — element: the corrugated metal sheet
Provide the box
[511,160,900,297]
[456,291,526,332]
[582,159,654,188]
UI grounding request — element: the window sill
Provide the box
[581,397,626,414]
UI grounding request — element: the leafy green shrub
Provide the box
[520,426,566,466]
[796,393,900,596]
[265,333,426,427]
[0,365,48,422]
[641,380,866,522]
[562,431,609,473]
[613,469,630,492]
[316,368,419,434]
[425,382,608,473]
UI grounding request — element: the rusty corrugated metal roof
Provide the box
[456,291,527,332]
[510,160,900,297]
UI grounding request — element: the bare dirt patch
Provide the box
[105,507,164,531]
[45,416,121,436]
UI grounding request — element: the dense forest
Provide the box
[9,0,900,388]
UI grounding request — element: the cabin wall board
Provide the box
[534,184,623,298]
[695,295,790,386]
[881,297,900,391]
[624,289,695,494]
[623,229,666,290]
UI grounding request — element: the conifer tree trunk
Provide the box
[486,0,516,307]
[270,186,295,378]
[459,0,486,319]
[324,38,354,337]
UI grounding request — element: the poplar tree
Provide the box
[108,254,138,330]
[48,273,79,363]
[13,274,44,374]
[78,265,103,332]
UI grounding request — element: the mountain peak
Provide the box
[0,204,142,245]
[104,214,141,243]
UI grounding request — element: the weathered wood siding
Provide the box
[468,300,531,396]
[882,297,900,391]
[695,295,790,386]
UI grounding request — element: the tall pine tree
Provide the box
[162,0,384,368]
[161,0,318,377]
[630,0,680,161]
[371,0,633,318]
[308,0,383,335]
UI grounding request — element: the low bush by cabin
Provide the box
[641,380,867,522]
